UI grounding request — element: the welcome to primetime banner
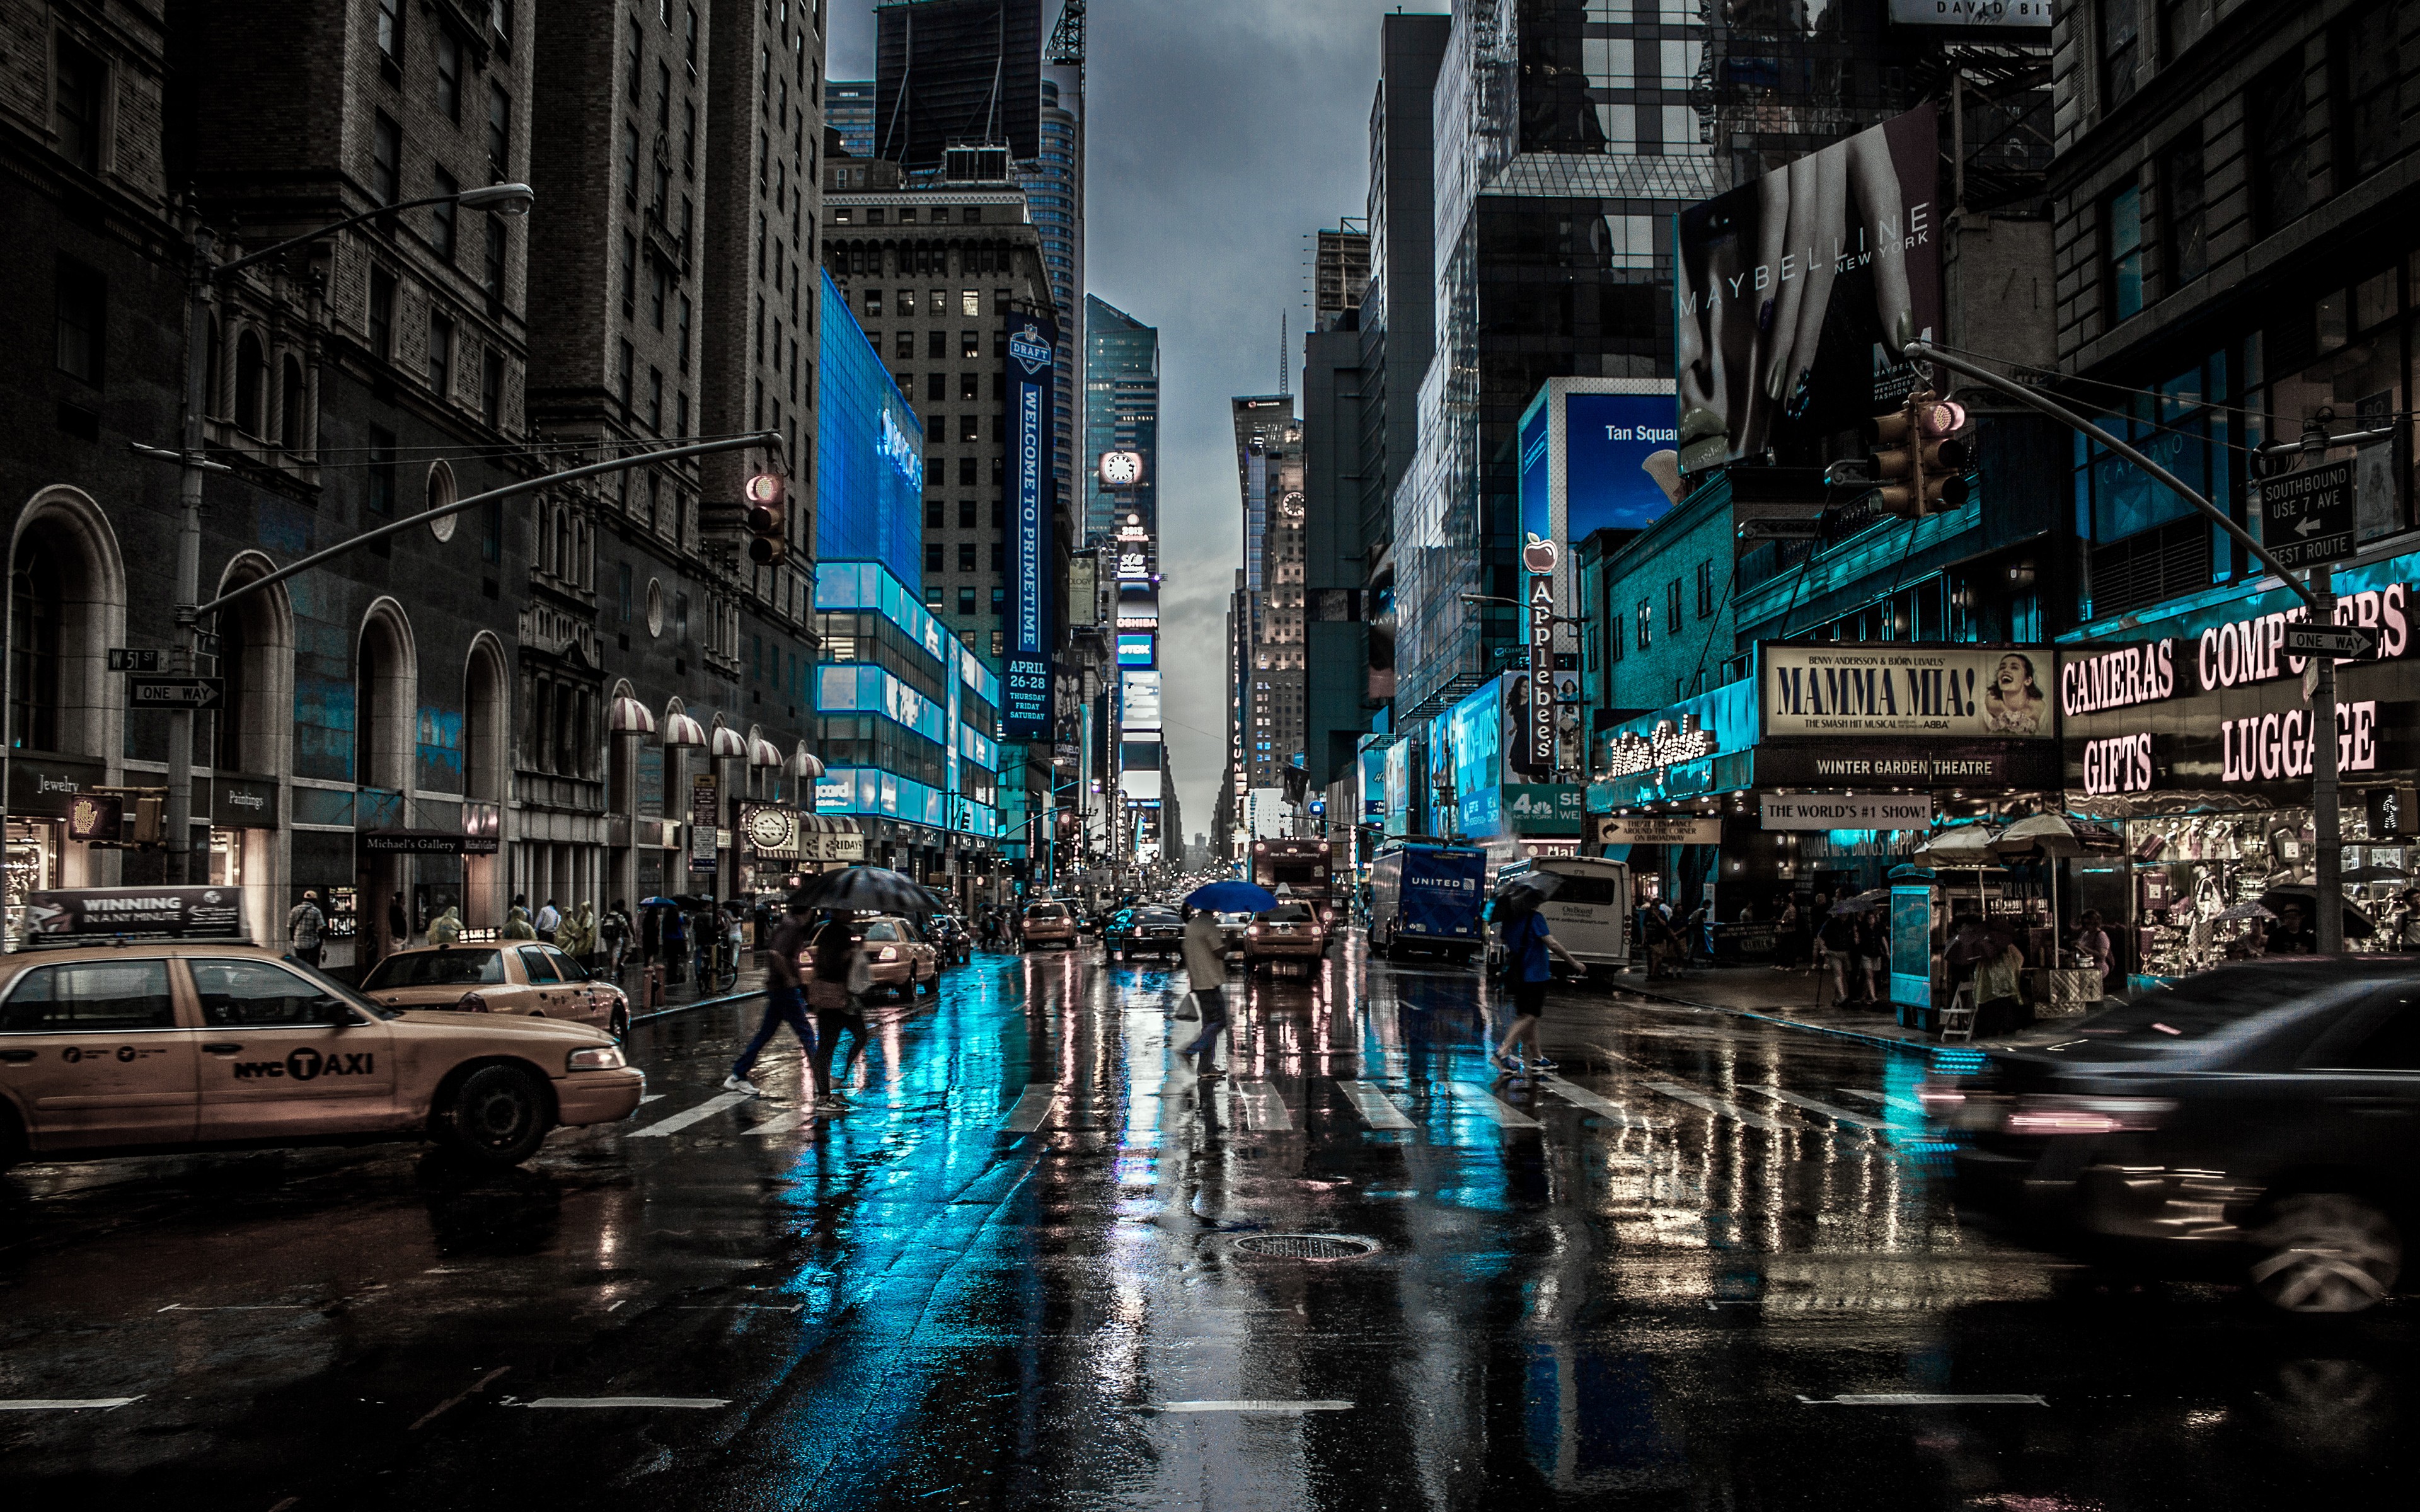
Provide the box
[1004,312,1057,742]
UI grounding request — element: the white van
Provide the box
[1495,856,1632,975]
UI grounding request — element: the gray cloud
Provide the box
[830,1,1419,839]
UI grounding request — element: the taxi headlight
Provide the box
[567,1045,627,1072]
[879,945,899,961]
[457,992,490,1012]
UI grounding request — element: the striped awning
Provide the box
[747,734,784,767]
[661,711,708,747]
[802,813,860,834]
[790,745,826,779]
[708,723,748,759]
[607,696,656,735]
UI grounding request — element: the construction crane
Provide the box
[1046,0,1084,66]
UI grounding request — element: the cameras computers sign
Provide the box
[1004,315,1058,740]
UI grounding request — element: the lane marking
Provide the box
[747,1109,808,1137]
[515,1396,730,1409]
[408,1366,510,1431]
[156,1303,309,1312]
[1337,1080,1414,1130]
[1154,1399,1353,1413]
[1236,1080,1293,1131]
[1836,1087,1886,1104]
[1747,1085,1888,1131]
[1644,1081,1804,1134]
[675,1303,804,1313]
[1797,1394,2047,1407]
[1536,1075,1663,1128]
[1001,1083,1059,1133]
[627,1091,754,1138]
[1448,1080,1541,1129]
[638,1094,665,1105]
[0,1397,142,1411]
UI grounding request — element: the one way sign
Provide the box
[2283,624,2377,659]
[2260,459,2356,569]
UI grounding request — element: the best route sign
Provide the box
[2259,459,2356,569]
[127,677,224,710]
[2283,624,2377,659]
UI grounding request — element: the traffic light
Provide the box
[743,472,786,565]
[1869,391,1971,517]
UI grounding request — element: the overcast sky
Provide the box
[829,0,1426,843]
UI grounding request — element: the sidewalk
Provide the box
[622,955,772,1024]
[1606,964,1946,1056]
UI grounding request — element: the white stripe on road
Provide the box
[516,1397,731,1409]
[1001,1083,1060,1133]
[1155,1399,1353,1413]
[627,1091,754,1138]
[0,1397,142,1411]
[1836,1087,1886,1105]
[746,1109,808,1137]
[637,1094,665,1105]
[1235,1080,1293,1131]
[1644,1081,1803,1134]
[1337,1080,1414,1130]
[1536,1075,1661,1128]
[1796,1394,2046,1407]
[1747,1085,1889,1131]
[1448,1080,1541,1129]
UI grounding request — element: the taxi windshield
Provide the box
[363,949,506,989]
[284,953,396,1020]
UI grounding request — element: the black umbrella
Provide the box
[790,864,943,915]
[2257,886,2377,940]
[1492,871,1564,906]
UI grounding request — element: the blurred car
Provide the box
[855,915,938,997]
[1020,901,1076,951]
[1927,958,2420,1314]
[927,914,974,966]
[1105,906,1185,961]
[0,936,639,1169]
[1216,912,1252,954]
[1242,903,1328,973]
[364,942,631,1041]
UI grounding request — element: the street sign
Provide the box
[127,677,224,710]
[2260,459,2356,569]
[2282,624,2376,659]
[108,648,166,673]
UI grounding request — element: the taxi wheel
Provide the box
[0,1109,24,1172]
[442,1065,552,1165]
[610,1005,632,1044]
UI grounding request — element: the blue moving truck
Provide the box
[1368,842,1488,965]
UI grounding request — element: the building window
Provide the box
[53,34,105,173]
[435,26,461,120]
[377,0,404,66]
[650,261,669,329]
[957,542,976,572]
[1695,559,1714,619]
[2104,183,2145,324]
[958,587,977,615]
[1635,598,1651,651]
[482,492,502,564]
[428,312,454,398]
[431,167,459,261]
[620,232,638,319]
[2159,131,2206,290]
[371,112,401,204]
[488,84,512,179]
[675,390,688,435]
[11,541,62,752]
[626,15,645,95]
[282,355,307,447]
[676,292,692,367]
[676,592,689,643]
[863,287,882,318]
[369,267,396,358]
[647,367,663,430]
[925,542,943,574]
[616,340,635,411]
[2246,59,2308,237]
[961,330,979,358]
[959,457,977,486]
[483,347,504,428]
[682,101,697,170]
[925,585,945,610]
[928,330,948,360]
[620,121,640,207]
[1666,578,1683,633]
[483,217,506,300]
[959,415,980,442]
[368,427,397,515]
[2101,0,2139,111]
[2336,2,2406,185]
[53,257,103,385]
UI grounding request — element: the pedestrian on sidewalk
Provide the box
[1177,905,1230,1080]
[601,902,631,974]
[725,895,819,1097]
[287,891,326,967]
[805,913,871,1112]
[1972,928,2031,1038]
[504,895,536,940]
[1492,896,1580,1079]
[1820,902,1858,1006]
[534,898,562,936]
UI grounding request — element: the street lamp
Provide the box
[150,185,533,882]
[1458,590,1587,628]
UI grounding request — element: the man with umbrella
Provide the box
[1491,873,1581,1080]
[1175,880,1275,1082]
[725,894,817,1097]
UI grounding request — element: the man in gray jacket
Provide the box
[1178,907,1230,1079]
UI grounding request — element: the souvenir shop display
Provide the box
[2119,811,2389,979]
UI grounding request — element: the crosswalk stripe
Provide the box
[627,1091,754,1138]
[1337,1080,1415,1130]
[1748,1085,1887,1131]
[1235,1080,1293,1131]
[1643,1081,1803,1134]
[747,1109,808,1137]
[1836,1088,1886,1105]
[1447,1080,1541,1129]
[1535,1075,1660,1128]
[1001,1083,1059,1133]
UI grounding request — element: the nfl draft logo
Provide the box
[1010,323,1052,377]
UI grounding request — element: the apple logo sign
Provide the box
[1521,533,1559,575]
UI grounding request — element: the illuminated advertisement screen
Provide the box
[1566,391,1682,536]
[1116,633,1155,667]
[1003,310,1059,740]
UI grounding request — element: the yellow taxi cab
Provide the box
[361,941,631,1041]
[1020,900,1076,951]
[0,888,643,1169]
[856,915,938,998]
[1242,902,1330,974]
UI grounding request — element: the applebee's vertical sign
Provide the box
[1003,314,1057,740]
[1522,534,1558,774]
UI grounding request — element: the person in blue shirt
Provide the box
[1491,900,1581,1077]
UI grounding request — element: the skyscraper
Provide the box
[872,0,1044,170]
[1083,295,1158,547]
[826,77,875,158]
[1230,399,1305,803]
[1020,68,1083,539]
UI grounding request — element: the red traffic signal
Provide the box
[1868,391,1971,518]
[744,472,786,565]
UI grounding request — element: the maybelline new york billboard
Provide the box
[1003,312,1058,741]
[1675,105,1944,465]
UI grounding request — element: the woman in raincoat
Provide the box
[503,901,537,940]
[556,901,594,960]
[428,906,464,945]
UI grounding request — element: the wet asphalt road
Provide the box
[4,941,2416,1511]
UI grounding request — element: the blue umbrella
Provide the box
[1187,880,1277,913]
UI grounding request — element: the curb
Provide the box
[630,983,768,1026]
[1613,977,1940,1057]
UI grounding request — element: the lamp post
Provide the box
[150,184,535,884]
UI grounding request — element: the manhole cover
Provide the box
[1232,1233,1381,1261]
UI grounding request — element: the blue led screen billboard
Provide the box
[817,270,924,590]
[1565,392,1681,538]
[1116,633,1155,667]
[1003,309,1059,740]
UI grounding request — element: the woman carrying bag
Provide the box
[806,913,872,1115]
